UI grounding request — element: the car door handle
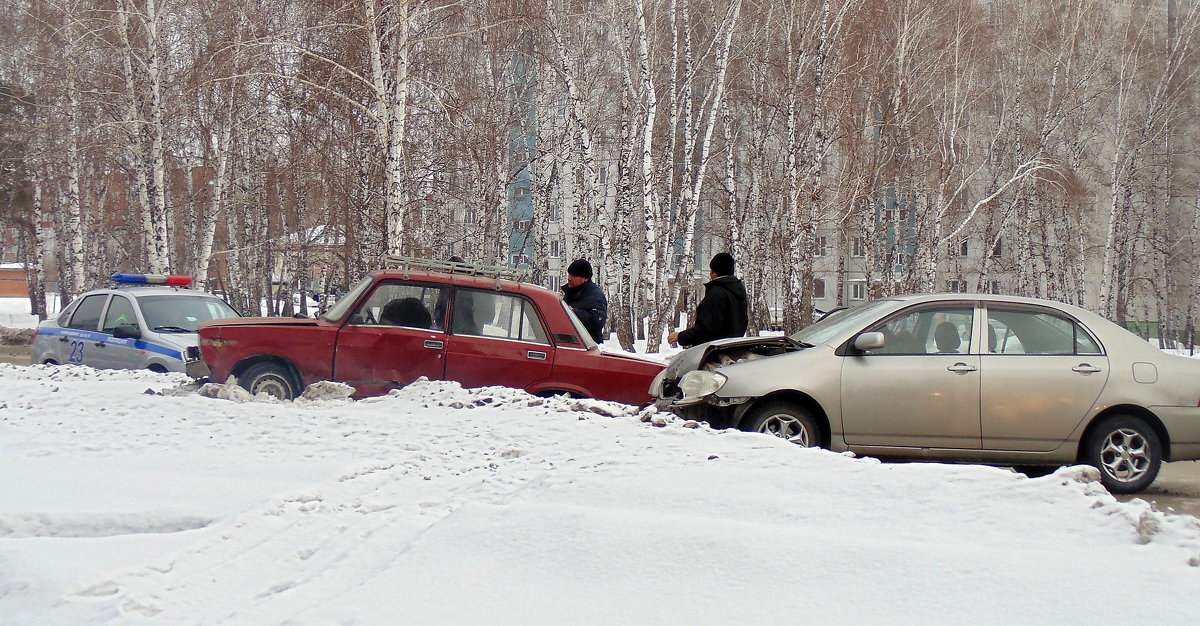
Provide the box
[424,340,444,349]
[946,362,977,373]
[59,337,68,343]
[1072,364,1102,374]
[94,341,106,347]
[527,350,547,361]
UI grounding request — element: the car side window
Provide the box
[102,296,137,334]
[986,307,1101,355]
[867,306,973,355]
[56,300,80,326]
[67,295,108,331]
[1075,326,1102,355]
[350,282,444,330]
[453,290,548,344]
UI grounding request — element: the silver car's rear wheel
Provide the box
[1083,414,1162,494]
[743,402,821,448]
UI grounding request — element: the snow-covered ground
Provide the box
[4,296,1200,624]
[1,365,1199,624]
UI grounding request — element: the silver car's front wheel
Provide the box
[744,402,822,448]
[1083,414,1162,494]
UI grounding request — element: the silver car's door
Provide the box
[61,294,110,367]
[840,304,982,449]
[980,304,1109,451]
[97,293,143,370]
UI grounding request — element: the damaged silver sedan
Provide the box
[649,293,1200,494]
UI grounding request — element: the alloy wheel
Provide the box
[1098,427,1152,484]
[757,413,812,447]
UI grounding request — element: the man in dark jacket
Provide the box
[669,252,748,348]
[562,258,608,343]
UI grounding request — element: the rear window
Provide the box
[986,307,1103,355]
[67,295,108,331]
[453,290,549,344]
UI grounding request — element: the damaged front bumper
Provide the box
[653,393,748,428]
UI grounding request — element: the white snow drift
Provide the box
[2,362,1200,625]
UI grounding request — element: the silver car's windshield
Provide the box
[790,299,898,346]
[320,275,374,322]
[139,295,240,332]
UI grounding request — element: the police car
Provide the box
[31,273,241,377]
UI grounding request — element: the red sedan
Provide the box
[198,261,664,406]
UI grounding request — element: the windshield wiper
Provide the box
[152,325,192,333]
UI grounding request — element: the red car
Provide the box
[198,259,664,405]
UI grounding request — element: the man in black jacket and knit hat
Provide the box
[562,258,608,343]
[669,252,748,348]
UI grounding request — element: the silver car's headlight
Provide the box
[678,370,727,401]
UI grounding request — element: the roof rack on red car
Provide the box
[382,255,528,288]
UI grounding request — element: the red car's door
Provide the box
[443,288,554,391]
[333,280,449,396]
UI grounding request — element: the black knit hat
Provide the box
[567,258,593,279]
[710,252,735,276]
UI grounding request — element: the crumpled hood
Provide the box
[662,335,794,379]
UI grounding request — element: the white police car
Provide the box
[30,274,240,377]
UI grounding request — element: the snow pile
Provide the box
[2,364,1200,624]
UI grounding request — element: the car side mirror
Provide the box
[112,323,142,340]
[853,331,885,352]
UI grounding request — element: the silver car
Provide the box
[650,293,1200,494]
[31,275,240,377]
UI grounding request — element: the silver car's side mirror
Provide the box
[853,331,885,352]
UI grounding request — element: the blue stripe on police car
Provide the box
[35,326,184,361]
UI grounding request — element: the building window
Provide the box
[850,282,865,300]
[814,236,827,257]
[549,240,560,258]
[547,274,561,291]
[812,278,826,299]
[513,219,532,232]
[851,237,865,258]
[550,205,561,221]
[463,208,477,225]
[512,253,531,267]
[987,280,1003,294]
[946,280,967,293]
[991,238,1003,258]
[949,239,968,257]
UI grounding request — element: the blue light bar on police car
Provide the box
[110,273,193,286]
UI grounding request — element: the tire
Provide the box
[240,362,301,400]
[1082,414,1162,494]
[1013,465,1058,479]
[743,402,822,448]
